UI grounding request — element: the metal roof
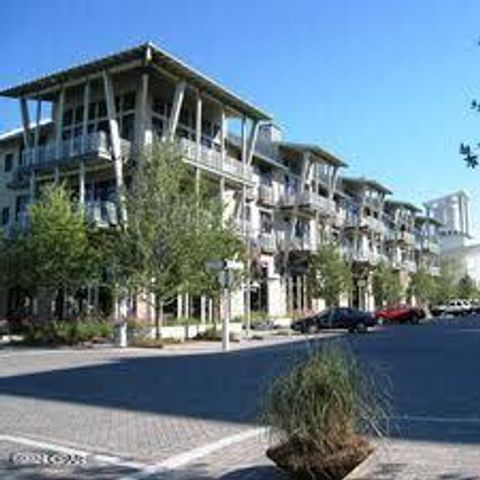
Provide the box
[340,176,393,195]
[0,42,272,121]
[415,215,444,227]
[0,119,52,143]
[385,199,421,213]
[277,141,348,168]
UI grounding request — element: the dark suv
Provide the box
[292,307,376,334]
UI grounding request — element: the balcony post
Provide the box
[79,160,85,207]
[19,98,31,165]
[103,70,127,225]
[246,120,259,166]
[34,99,42,165]
[81,79,90,154]
[195,93,202,163]
[55,88,65,160]
[220,107,226,162]
[241,115,247,166]
[166,81,186,141]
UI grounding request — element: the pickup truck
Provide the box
[431,299,472,317]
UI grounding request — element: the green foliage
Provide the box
[457,274,477,299]
[432,262,457,304]
[0,184,103,320]
[408,267,436,306]
[116,142,244,334]
[372,262,402,307]
[262,343,387,460]
[308,243,352,307]
[22,319,113,345]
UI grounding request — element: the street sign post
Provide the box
[205,259,244,351]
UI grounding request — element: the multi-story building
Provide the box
[0,42,441,321]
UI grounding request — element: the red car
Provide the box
[375,305,425,324]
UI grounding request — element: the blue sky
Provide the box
[2,0,480,232]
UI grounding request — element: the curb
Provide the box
[343,449,379,479]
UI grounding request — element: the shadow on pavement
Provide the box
[1,318,480,446]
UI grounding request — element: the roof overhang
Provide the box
[0,42,272,121]
[385,199,421,213]
[276,141,348,168]
[341,176,393,195]
[415,215,443,227]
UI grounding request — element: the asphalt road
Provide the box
[0,317,479,478]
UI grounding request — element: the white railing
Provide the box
[404,260,417,273]
[361,216,387,235]
[423,240,440,255]
[258,233,276,252]
[298,191,336,215]
[429,266,440,276]
[279,192,297,208]
[179,138,253,183]
[258,185,275,205]
[85,200,118,228]
[20,132,126,168]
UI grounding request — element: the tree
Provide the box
[432,262,457,305]
[457,274,477,299]
[372,262,402,307]
[0,184,102,320]
[308,243,352,307]
[118,142,244,337]
[408,267,436,307]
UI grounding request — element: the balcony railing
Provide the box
[85,201,118,228]
[344,247,382,265]
[180,138,253,183]
[361,216,386,235]
[19,132,131,171]
[403,260,417,273]
[422,240,440,255]
[258,233,276,253]
[258,185,275,206]
[298,191,336,216]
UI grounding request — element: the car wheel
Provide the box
[410,314,419,325]
[356,322,367,333]
[306,324,317,335]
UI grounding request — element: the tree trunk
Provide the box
[37,287,56,322]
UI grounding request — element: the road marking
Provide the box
[0,427,269,479]
[118,427,269,480]
[391,415,480,424]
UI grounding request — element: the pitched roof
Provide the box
[0,42,271,121]
[277,141,348,167]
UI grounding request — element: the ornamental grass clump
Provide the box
[263,343,388,480]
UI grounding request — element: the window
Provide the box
[4,153,13,172]
[260,211,273,234]
[1,207,9,226]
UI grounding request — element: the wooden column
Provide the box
[167,81,186,141]
[55,88,65,160]
[81,80,90,153]
[196,93,202,162]
[34,99,42,165]
[103,70,127,225]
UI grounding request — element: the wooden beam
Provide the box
[195,93,202,163]
[81,79,90,153]
[55,88,65,160]
[33,99,42,164]
[102,70,127,225]
[19,98,31,151]
[166,81,186,141]
[246,120,259,166]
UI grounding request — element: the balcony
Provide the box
[258,233,276,253]
[298,191,336,216]
[403,260,417,273]
[257,185,275,206]
[422,240,440,255]
[429,266,440,276]
[20,132,130,172]
[180,138,253,184]
[277,232,315,252]
[85,201,118,228]
[360,216,386,235]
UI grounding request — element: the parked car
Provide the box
[375,304,425,324]
[431,299,472,317]
[291,307,376,334]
